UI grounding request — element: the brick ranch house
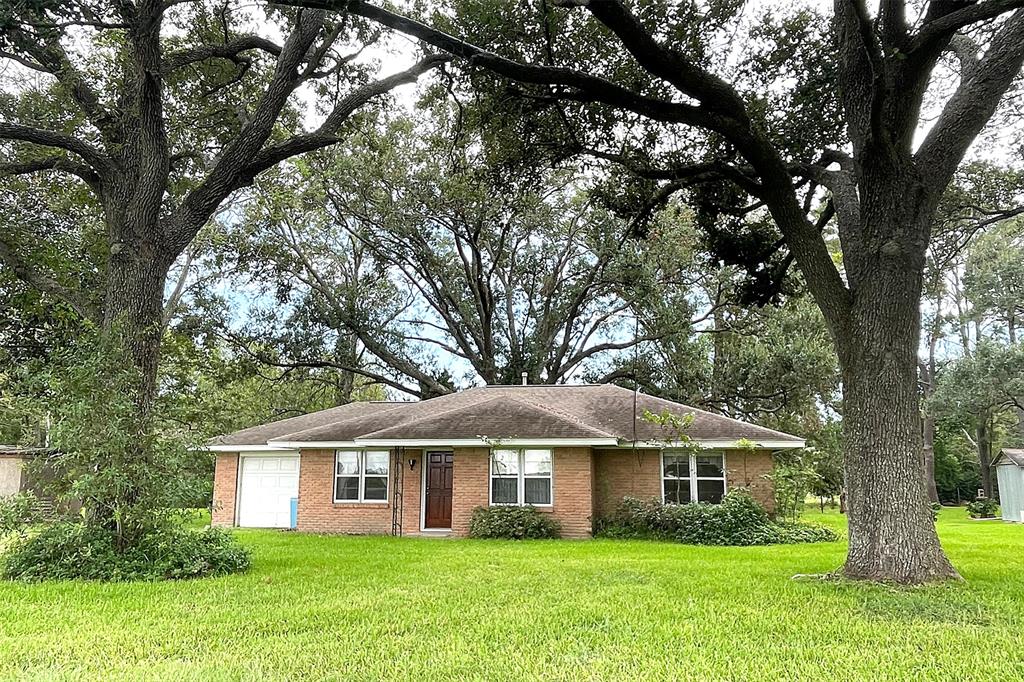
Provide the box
[208,384,804,538]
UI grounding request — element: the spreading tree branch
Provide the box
[275,0,712,127]
[916,10,1024,190]
[276,0,854,339]
[0,122,113,174]
[162,34,284,71]
[911,0,1024,53]
[0,155,102,192]
[234,54,449,184]
[0,236,99,322]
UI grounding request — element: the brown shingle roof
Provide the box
[211,384,803,446]
[359,395,616,440]
[207,402,411,446]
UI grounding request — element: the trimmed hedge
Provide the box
[595,492,838,546]
[469,506,561,539]
[1,523,251,582]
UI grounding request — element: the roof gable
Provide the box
[996,449,1024,467]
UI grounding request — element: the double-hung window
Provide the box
[490,449,552,506]
[662,451,726,504]
[334,450,389,503]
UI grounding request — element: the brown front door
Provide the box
[424,451,454,529]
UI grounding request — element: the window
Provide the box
[662,451,726,504]
[334,450,390,503]
[662,453,691,504]
[490,449,552,506]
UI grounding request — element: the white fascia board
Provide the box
[267,441,361,450]
[357,438,619,447]
[614,439,805,450]
[205,444,299,453]
[270,438,619,449]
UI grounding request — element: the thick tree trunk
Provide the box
[837,210,959,582]
[841,353,958,583]
[103,241,173,417]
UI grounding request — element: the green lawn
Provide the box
[0,508,1021,681]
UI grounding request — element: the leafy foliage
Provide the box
[965,498,1000,520]
[14,331,210,549]
[934,419,984,504]
[767,458,821,521]
[964,217,1024,340]
[595,492,837,546]
[0,493,40,535]
[931,342,1024,422]
[210,112,706,395]
[1,524,250,582]
[468,506,561,539]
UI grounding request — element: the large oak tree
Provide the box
[0,0,445,414]
[282,0,1024,583]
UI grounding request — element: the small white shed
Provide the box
[995,449,1024,523]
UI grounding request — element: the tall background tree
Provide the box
[197,108,713,395]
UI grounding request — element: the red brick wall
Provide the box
[296,449,392,534]
[399,449,422,535]
[592,448,778,518]
[550,447,594,538]
[451,447,489,536]
[448,447,594,539]
[214,446,777,533]
[593,449,661,518]
[211,453,238,527]
[724,449,776,512]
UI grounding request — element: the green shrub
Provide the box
[766,461,820,521]
[0,492,41,534]
[469,506,561,539]
[966,498,999,519]
[596,492,838,546]
[931,502,942,521]
[1,523,251,582]
[771,522,841,544]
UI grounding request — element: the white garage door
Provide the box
[237,455,300,528]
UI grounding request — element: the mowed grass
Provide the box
[0,508,1021,681]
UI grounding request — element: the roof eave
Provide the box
[611,439,805,450]
[209,438,803,450]
[269,437,621,449]
[204,444,301,453]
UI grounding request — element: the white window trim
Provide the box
[661,451,727,504]
[333,450,390,504]
[489,449,554,508]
